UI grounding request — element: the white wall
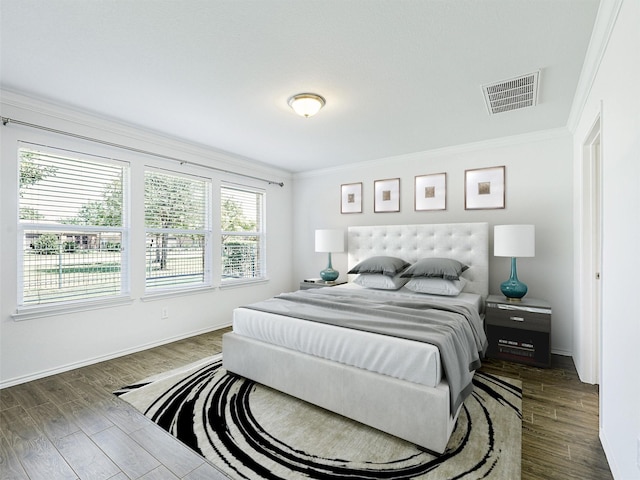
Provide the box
[573,0,640,477]
[0,93,293,387]
[292,131,574,355]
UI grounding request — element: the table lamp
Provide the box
[494,225,535,301]
[315,229,344,283]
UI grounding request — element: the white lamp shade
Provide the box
[315,229,344,253]
[494,225,535,257]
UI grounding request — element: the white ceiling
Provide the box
[0,0,600,173]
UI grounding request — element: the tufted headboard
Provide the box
[348,223,489,299]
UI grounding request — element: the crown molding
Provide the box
[294,127,570,180]
[1,89,291,182]
[566,0,624,132]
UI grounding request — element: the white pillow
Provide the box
[353,273,408,290]
[404,277,467,296]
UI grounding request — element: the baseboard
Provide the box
[599,428,622,479]
[551,348,572,357]
[0,323,231,389]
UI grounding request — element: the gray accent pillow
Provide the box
[348,256,410,277]
[400,258,469,280]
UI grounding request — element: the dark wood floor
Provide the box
[1,327,612,480]
[480,356,612,480]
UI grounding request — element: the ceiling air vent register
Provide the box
[483,71,540,115]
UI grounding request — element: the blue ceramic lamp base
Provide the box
[320,252,339,283]
[500,257,528,302]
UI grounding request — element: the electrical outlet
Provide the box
[161,307,169,319]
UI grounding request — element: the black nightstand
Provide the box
[299,280,347,290]
[485,294,552,368]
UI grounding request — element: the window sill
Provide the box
[220,278,269,290]
[11,281,268,321]
[141,286,217,302]
[12,296,134,322]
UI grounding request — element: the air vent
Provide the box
[483,71,540,115]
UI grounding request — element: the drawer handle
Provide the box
[510,316,525,322]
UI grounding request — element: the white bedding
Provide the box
[232,284,482,389]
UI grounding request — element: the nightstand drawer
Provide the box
[486,325,551,367]
[485,306,550,332]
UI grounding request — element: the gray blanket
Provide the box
[242,287,488,413]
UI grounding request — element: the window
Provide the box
[221,185,265,282]
[18,145,129,306]
[145,169,211,291]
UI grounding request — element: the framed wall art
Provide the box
[341,182,363,214]
[465,166,505,210]
[415,173,446,211]
[374,178,400,213]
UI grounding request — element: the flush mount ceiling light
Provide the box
[287,93,326,118]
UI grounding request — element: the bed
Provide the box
[222,222,489,454]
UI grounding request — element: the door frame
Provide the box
[578,111,603,386]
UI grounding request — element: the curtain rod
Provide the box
[1,116,285,187]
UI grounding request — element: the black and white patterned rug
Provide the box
[115,355,521,479]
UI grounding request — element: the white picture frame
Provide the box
[341,182,363,214]
[415,173,446,211]
[374,178,400,213]
[465,166,505,210]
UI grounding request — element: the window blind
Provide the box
[144,169,211,291]
[18,146,128,306]
[221,185,265,281]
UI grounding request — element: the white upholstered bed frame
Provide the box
[223,222,489,454]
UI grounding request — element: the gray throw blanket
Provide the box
[242,288,488,413]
